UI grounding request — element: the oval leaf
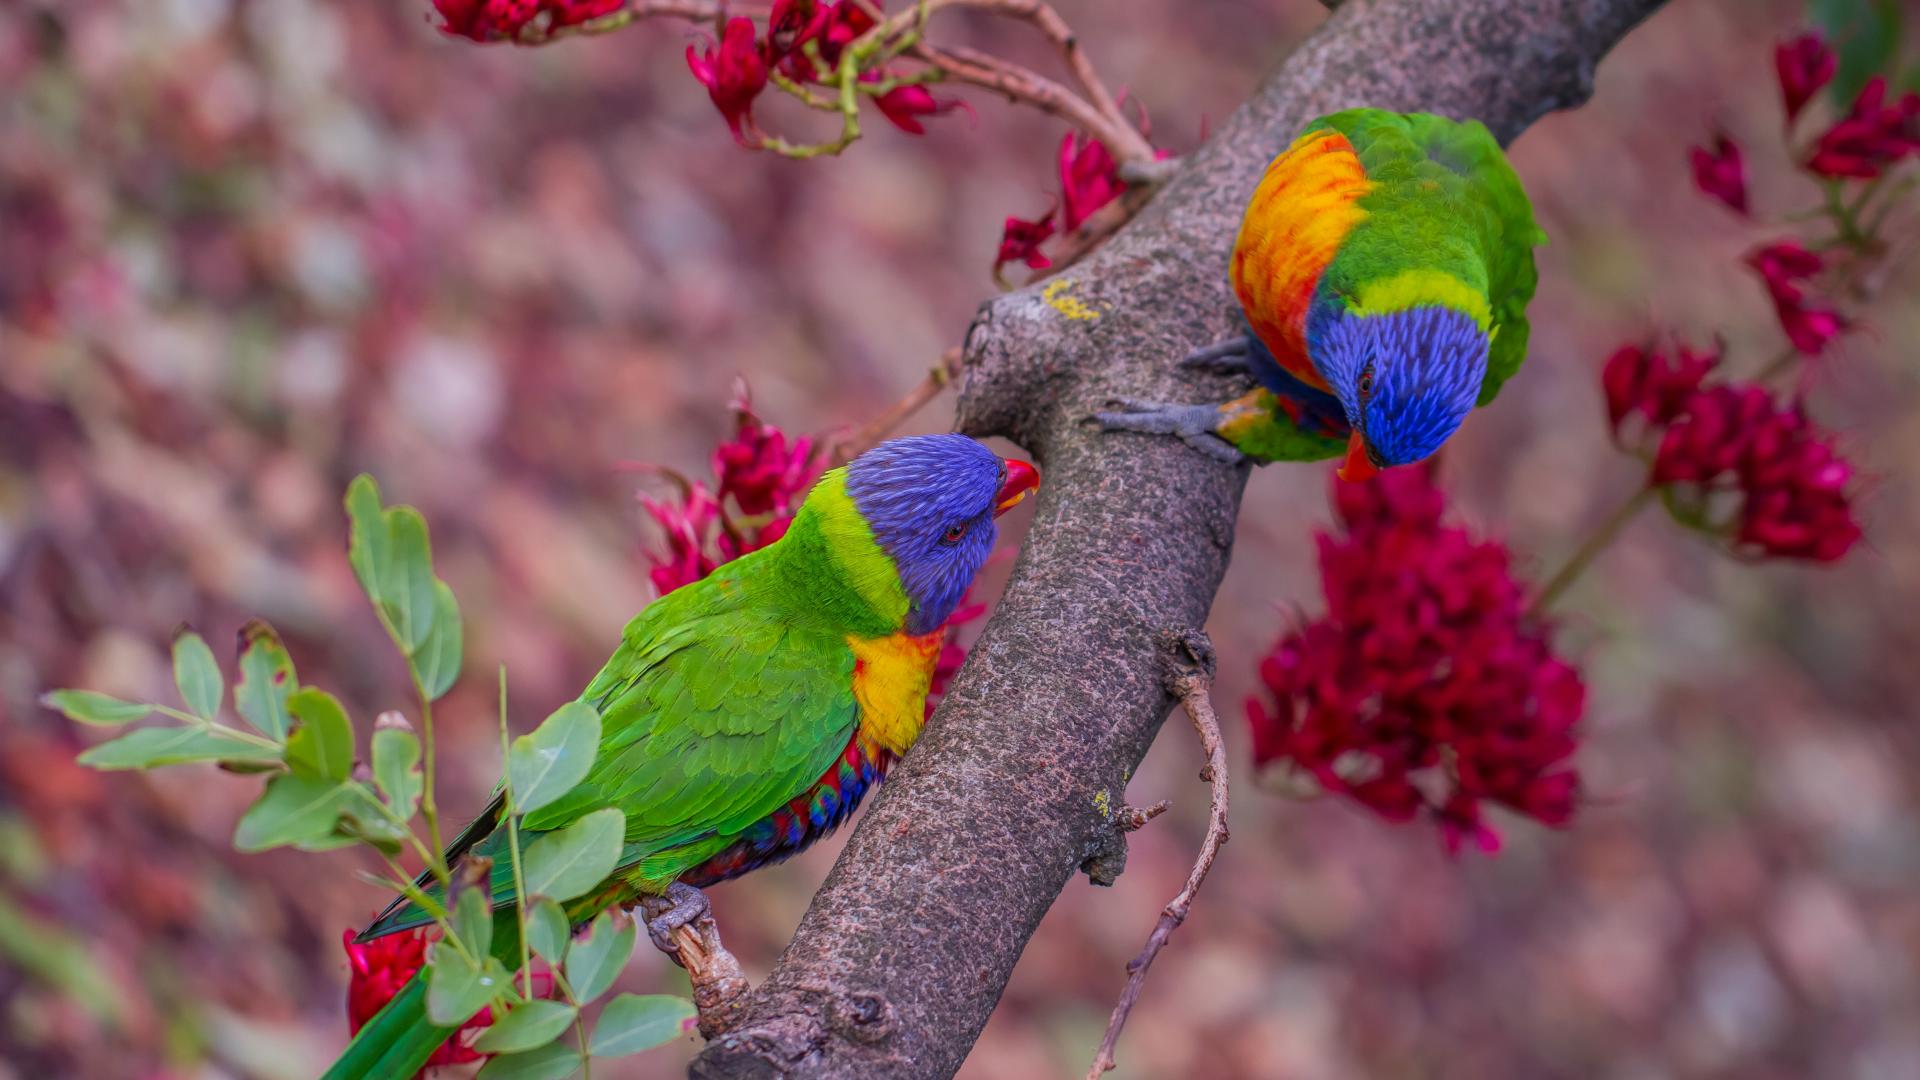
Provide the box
[345,474,390,600]
[474,1041,581,1080]
[234,619,298,741]
[381,507,438,653]
[521,808,624,904]
[525,898,572,965]
[507,702,601,817]
[473,1000,578,1055]
[562,909,636,1004]
[286,688,355,782]
[412,581,463,701]
[372,727,422,818]
[41,690,151,727]
[233,774,351,852]
[426,948,510,1026]
[450,882,494,959]
[171,631,224,720]
[79,727,281,771]
[589,994,696,1057]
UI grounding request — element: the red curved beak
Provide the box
[1337,429,1379,483]
[995,459,1040,516]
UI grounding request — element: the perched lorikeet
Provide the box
[1100,108,1545,479]
[326,434,1039,1079]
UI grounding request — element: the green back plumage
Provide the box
[1311,108,1545,403]
[361,469,899,938]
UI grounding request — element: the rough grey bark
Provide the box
[691,0,1666,1076]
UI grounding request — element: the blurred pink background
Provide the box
[3,1,1917,1077]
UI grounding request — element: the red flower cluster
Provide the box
[431,0,621,42]
[1602,343,1862,562]
[994,132,1164,277]
[640,387,825,594]
[1245,466,1583,854]
[1687,134,1748,216]
[1746,241,1846,356]
[343,928,554,1068]
[687,1,966,146]
[1600,341,1718,436]
[1807,75,1920,180]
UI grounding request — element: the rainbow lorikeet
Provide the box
[327,434,1039,1079]
[1099,108,1544,479]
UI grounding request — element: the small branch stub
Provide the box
[647,901,753,1039]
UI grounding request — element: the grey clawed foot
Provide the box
[1179,336,1255,375]
[1094,400,1245,465]
[642,881,711,955]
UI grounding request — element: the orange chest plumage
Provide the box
[1229,129,1372,391]
[847,629,945,757]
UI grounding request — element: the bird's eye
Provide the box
[1357,365,1375,401]
[940,524,967,545]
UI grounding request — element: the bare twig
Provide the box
[831,347,964,462]
[1116,800,1171,832]
[1085,641,1230,1080]
[909,43,1143,166]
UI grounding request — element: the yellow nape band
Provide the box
[1350,268,1492,331]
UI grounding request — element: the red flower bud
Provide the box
[1688,133,1749,215]
[994,211,1057,274]
[1775,32,1836,125]
[687,18,770,145]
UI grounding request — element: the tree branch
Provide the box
[691,0,1666,1076]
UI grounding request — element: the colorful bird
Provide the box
[1099,108,1544,479]
[326,434,1039,1079]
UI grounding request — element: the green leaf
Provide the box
[1811,0,1903,106]
[233,774,351,852]
[338,786,410,854]
[171,631,223,720]
[521,808,625,905]
[79,727,281,770]
[426,946,512,1026]
[345,474,391,602]
[371,727,422,818]
[474,1041,582,1080]
[285,688,355,782]
[234,619,297,741]
[525,899,572,965]
[412,581,463,701]
[589,994,695,1057]
[507,702,601,817]
[473,1000,578,1055]
[381,507,438,653]
[450,882,494,958]
[563,909,635,1004]
[40,690,151,727]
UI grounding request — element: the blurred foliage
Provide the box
[4,1,1920,1078]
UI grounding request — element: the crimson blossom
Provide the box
[1246,466,1584,854]
[343,928,554,1068]
[431,0,621,41]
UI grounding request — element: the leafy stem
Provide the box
[499,666,534,1000]
[412,672,449,884]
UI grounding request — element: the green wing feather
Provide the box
[361,555,858,938]
[1311,108,1545,403]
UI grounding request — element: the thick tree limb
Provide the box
[691,1,1666,1076]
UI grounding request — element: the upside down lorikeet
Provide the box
[1101,108,1545,478]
